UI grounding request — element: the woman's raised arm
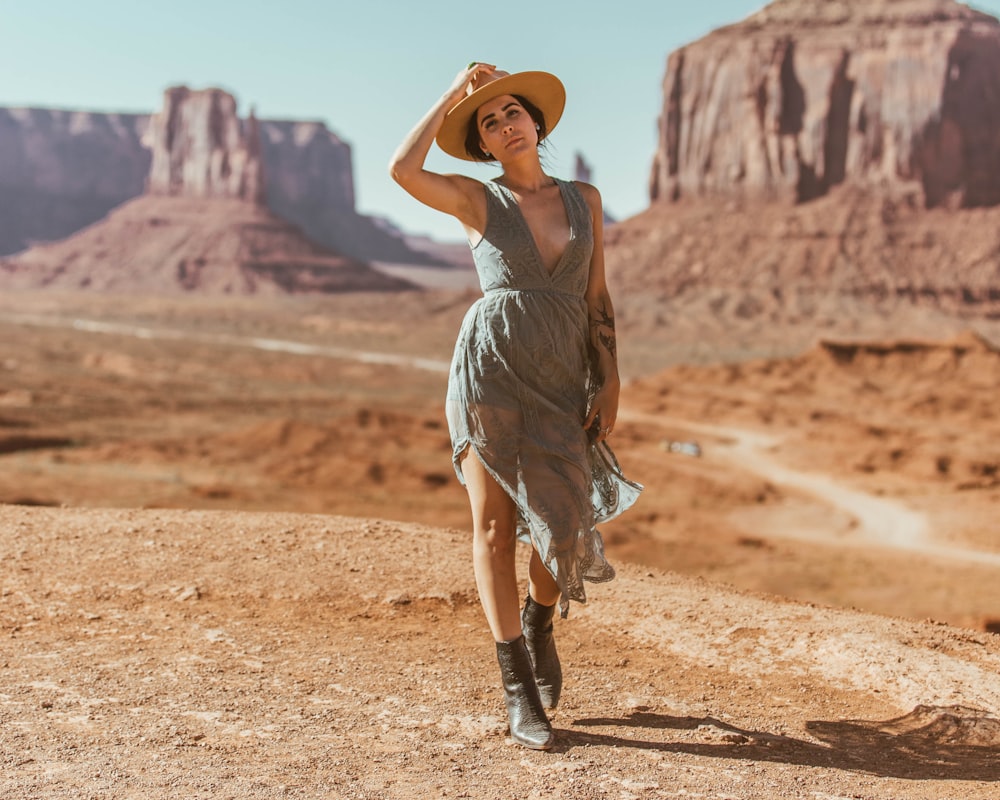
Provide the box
[388,63,494,229]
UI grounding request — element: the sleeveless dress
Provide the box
[446,177,643,617]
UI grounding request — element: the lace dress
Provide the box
[446,178,643,617]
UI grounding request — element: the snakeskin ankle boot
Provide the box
[495,635,554,750]
[521,595,562,710]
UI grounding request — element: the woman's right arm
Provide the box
[388,64,494,230]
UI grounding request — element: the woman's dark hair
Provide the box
[464,94,548,162]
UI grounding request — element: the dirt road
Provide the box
[623,410,1000,567]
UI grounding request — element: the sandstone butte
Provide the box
[649,0,1000,208]
[0,99,440,267]
[146,86,266,203]
[0,87,413,295]
[608,0,1000,332]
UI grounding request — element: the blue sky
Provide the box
[3,0,999,242]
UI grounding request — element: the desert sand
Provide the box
[2,289,1000,798]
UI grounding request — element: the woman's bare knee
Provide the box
[475,517,516,555]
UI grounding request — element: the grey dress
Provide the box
[446,177,642,617]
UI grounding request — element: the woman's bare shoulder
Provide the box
[570,180,603,215]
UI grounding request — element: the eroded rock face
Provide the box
[0,95,446,266]
[147,87,264,203]
[0,109,150,254]
[0,88,418,293]
[650,0,1000,208]
[260,119,355,216]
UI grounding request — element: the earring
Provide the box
[482,148,491,157]
[535,124,541,130]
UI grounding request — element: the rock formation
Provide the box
[0,108,150,254]
[259,119,354,223]
[0,87,412,294]
[0,98,445,266]
[256,119,450,266]
[611,0,1000,329]
[650,0,1000,208]
[147,87,264,203]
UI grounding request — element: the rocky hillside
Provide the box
[0,195,412,293]
[606,184,1000,331]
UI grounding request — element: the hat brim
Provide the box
[436,71,566,162]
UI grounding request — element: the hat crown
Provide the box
[467,69,511,96]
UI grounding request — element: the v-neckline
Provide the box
[494,179,573,279]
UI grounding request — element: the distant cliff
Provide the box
[604,0,1000,330]
[650,0,1000,208]
[0,87,413,295]
[0,108,150,256]
[256,119,438,267]
[0,95,442,265]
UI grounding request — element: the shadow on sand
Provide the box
[565,705,1000,781]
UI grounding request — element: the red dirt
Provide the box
[2,290,1000,798]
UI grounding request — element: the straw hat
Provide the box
[436,69,566,161]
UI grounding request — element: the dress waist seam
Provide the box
[482,287,581,300]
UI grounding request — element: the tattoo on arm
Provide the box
[590,299,617,361]
[598,330,617,361]
[590,300,616,332]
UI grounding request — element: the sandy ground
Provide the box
[2,290,1000,797]
[4,505,1000,800]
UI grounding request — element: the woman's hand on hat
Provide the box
[446,62,496,104]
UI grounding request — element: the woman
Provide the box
[389,63,641,750]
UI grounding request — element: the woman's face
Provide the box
[475,94,538,160]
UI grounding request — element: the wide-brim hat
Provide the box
[436,70,566,161]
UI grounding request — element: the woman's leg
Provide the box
[460,449,522,642]
[523,548,563,709]
[461,447,554,748]
[527,549,561,607]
